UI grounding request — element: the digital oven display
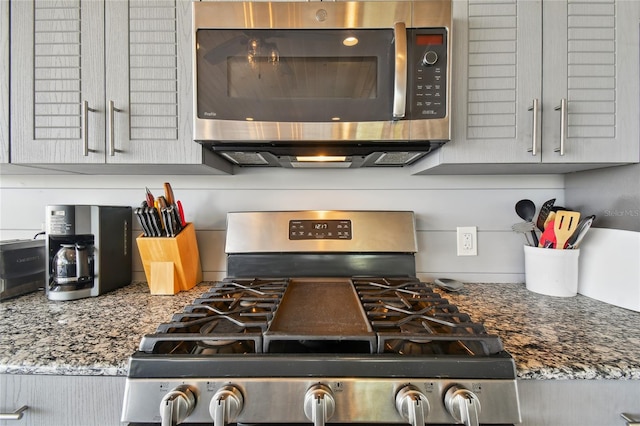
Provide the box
[289,220,352,240]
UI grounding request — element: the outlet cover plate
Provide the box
[457,226,477,256]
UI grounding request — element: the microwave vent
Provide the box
[221,152,270,165]
[374,152,424,165]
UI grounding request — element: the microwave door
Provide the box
[195,28,399,123]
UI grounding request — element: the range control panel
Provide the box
[408,28,448,119]
[289,219,352,240]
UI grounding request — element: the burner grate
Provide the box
[353,278,504,356]
[139,277,504,357]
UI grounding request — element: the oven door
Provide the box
[195,27,399,123]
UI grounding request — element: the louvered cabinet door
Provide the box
[105,0,201,165]
[541,0,640,163]
[10,0,105,164]
[1,0,8,164]
[435,0,543,165]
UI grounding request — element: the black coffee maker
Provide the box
[46,205,132,301]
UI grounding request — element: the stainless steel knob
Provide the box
[396,384,429,426]
[444,385,481,426]
[422,51,438,66]
[304,384,335,426]
[210,385,243,426]
[159,385,196,426]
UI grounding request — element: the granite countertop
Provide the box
[1,281,639,379]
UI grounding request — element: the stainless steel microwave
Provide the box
[193,1,452,168]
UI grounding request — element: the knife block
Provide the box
[136,223,202,295]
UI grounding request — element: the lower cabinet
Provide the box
[0,374,125,426]
[2,375,639,425]
[518,379,640,426]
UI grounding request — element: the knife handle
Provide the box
[164,182,175,206]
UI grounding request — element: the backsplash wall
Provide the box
[0,169,564,283]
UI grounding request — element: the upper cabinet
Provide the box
[1,0,8,164]
[414,0,640,174]
[9,0,231,174]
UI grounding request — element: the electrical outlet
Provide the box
[457,226,477,256]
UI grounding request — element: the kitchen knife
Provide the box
[163,182,175,206]
[177,200,186,227]
[170,205,183,234]
[134,205,151,237]
[147,206,163,237]
[145,187,155,208]
[162,207,175,237]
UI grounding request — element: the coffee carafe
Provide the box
[52,243,93,286]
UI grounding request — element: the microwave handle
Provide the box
[393,22,408,120]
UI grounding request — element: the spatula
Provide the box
[553,211,581,250]
[536,198,556,231]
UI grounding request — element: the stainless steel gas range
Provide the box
[122,211,521,426]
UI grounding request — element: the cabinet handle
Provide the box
[392,21,407,120]
[0,405,28,420]
[527,98,539,156]
[554,98,567,156]
[108,101,122,156]
[622,413,640,426]
[82,101,90,156]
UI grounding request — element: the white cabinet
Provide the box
[9,0,231,174]
[0,374,125,426]
[414,0,640,174]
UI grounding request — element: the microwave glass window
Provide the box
[196,29,394,122]
[227,57,377,99]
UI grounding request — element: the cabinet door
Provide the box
[105,0,202,165]
[432,0,542,165]
[10,0,105,164]
[1,0,8,164]
[0,374,125,426]
[541,0,640,163]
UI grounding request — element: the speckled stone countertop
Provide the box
[1,281,639,380]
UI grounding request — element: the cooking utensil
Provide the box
[515,199,539,247]
[539,220,556,248]
[543,211,556,230]
[536,198,556,231]
[511,221,536,246]
[566,215,595,249]
[553,210,581,250]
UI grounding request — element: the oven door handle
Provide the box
[393,22,408,120]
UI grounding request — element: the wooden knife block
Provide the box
[136,223,202,295]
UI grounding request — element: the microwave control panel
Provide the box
[408,28,448,120]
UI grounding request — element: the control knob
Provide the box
[444,385,481,426]
[210,385,244,426]
[304,384,335,426]
[395,384,430,426]
[159,385,197,426]
[421,50,438,66]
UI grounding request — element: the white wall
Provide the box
[0,169,564,283]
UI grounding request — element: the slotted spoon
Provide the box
[553,211,581,250]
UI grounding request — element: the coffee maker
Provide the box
[46,205,132,301]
